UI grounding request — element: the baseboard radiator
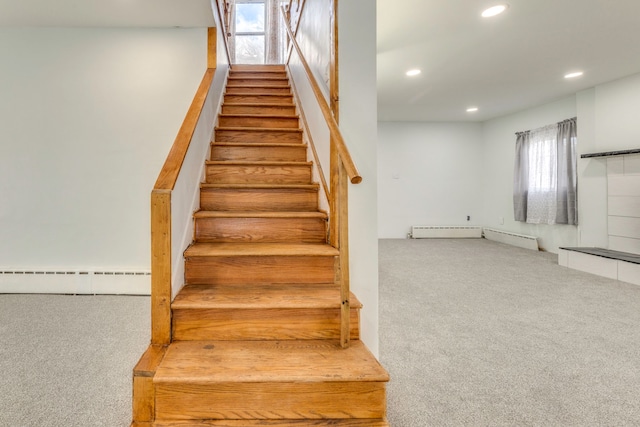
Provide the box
[0,269,151,295]
[483,228,539,251]
[411,226,483,239]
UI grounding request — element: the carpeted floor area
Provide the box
[2,238,640,426]
[379,238,640,426]
[0,294,149,427]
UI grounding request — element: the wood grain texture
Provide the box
[227,77,290,86]
[205,161,311,185]
[210,143,306,162]
[133,376,155,422]
[171,285,360,341]
[133,345,167,422]
[200,185,318,211]
[155,381,386,420]
[151,190,172,345]
[221,103,296,116]
[172,284,358,309]
[134,345,168,377]
[207,28,216,69]
[184,242,339,257]
[215,127,303,144]
[194,212,326,243]
[218,114,299,129]
[155,340,388,383]
[184,255,335,285]
[225,85,291,95]
[231,64,286,72]
[172,307,360,341]
[224,94,293,104]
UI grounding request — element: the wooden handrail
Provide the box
[279,5,362,185]
[151,68,215,345]
[213,0,232,66]
[154,70,215,191]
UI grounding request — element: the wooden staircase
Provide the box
[132,64,389,426]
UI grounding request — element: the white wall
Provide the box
[378,72,640,254]
[378,122,483,238]
[0,28,207,288]
[289,0,379,354]
[578,72,640,251]
[481,96,578,252]
[338,0,379,355]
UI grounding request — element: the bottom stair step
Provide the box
[153,340,389,421]
[147,420,389,426]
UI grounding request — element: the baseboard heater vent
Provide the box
[411,226,483,239]
[483,228,539,251]
[0,270,150,295]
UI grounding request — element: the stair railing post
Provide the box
[151,189,172,345]
[338,160,351,349]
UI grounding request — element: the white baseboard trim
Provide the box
[0,270,151,295]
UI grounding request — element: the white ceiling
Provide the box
[378,0,640,122]
[0,0,215,27]
[3,1,640,123]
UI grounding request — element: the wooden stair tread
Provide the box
[184,242,339,257]
[222,102,295,107]
[205,160,311,166]
[154,340,389,384]
[211,142,305,147]
[200,183,318,190]
[215,126,302,132]
[172,284,361,310]
[218,113,298,119]
[193,210,326,219]
[227,84,290,89]
[224,92,292,97]
[150,420,389,426]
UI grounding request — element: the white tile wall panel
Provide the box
[624,154,640,175]
[608,175,640,197]
[567,251,618,280]
[607,157,624,176]
[608,196,640,217]
[608,236,640,255]
[609,216,640,239]
[618,261,640,286]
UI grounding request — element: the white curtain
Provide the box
[513,118,578,225]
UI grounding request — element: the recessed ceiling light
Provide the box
[564,71,584,79]
[467,107,479,113]
[406,69,421,77]
[482,4,508,18]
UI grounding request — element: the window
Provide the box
[513,118,578,225]
[234,1,266,64]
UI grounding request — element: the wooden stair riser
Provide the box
[215,128,303,143]
[210,143,307,162]
[205,163,312,185]
[226,86,291,95]
[221,103,296,116]
[194,216,326,243]
[228,78,290,86]
[228,71,288,79]
[218,115,299,129]
[172,307,360,341]
[200,187,318,211]
[231,65,285,72]
[184,255,335,285]
[154,382,387,420]
[224,94,293,104]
